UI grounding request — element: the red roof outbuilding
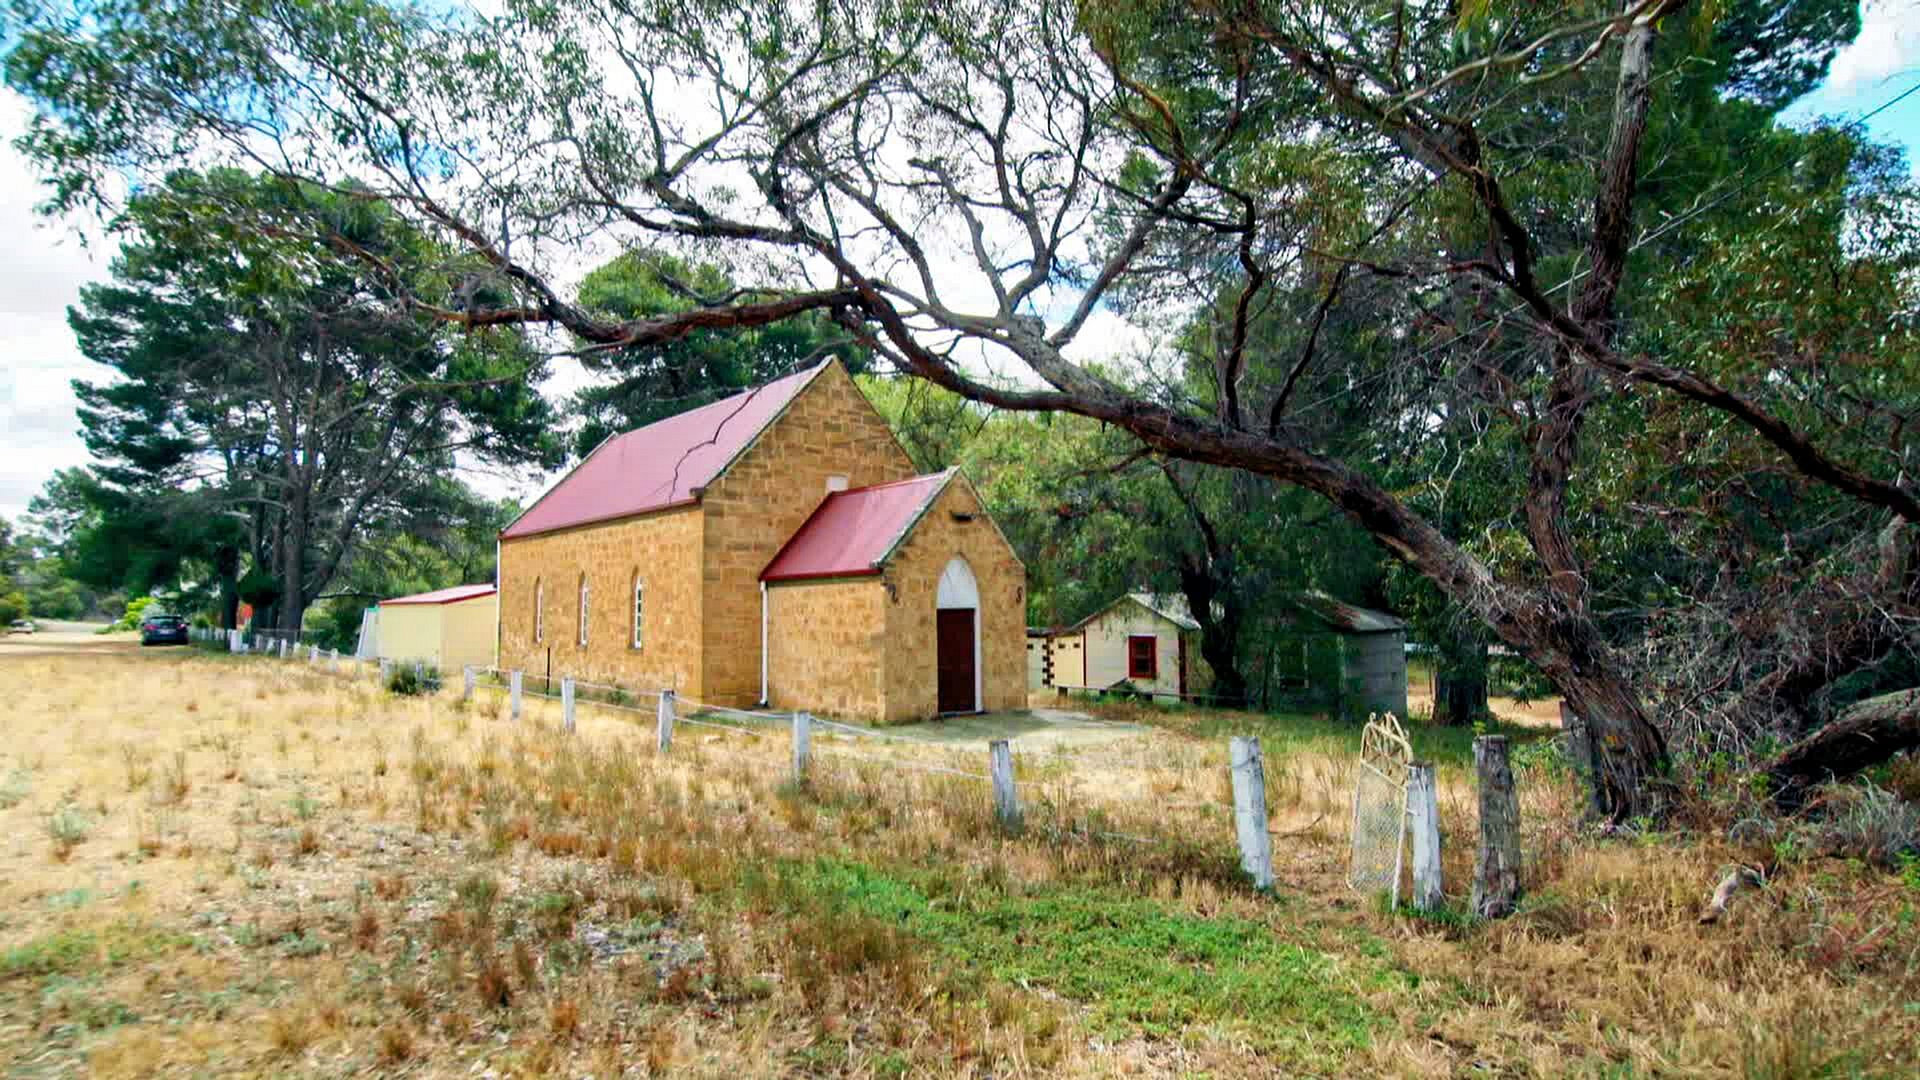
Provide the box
[760,471,955,583]
[500,362,827,540]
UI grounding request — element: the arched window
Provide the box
[577,574,590,647]
[533,579,544,643]
[936,556,979,608]
[631,574,645,649]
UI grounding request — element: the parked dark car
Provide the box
[140,614,190,646]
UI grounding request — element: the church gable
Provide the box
[695,361,920,704]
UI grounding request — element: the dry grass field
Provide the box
[0,644,1916,1077]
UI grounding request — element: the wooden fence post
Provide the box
[1408,761,1443,911]
[1472,735,1522,919]
[561,677,575,732]
[463,666,475,702]
[308,644,319,664]
[656,690,675,753]
[509,671,523,720]
[792,711,812,785]
[1230,736,1275,889]
[989,739,1020,831]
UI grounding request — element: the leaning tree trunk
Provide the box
[1500,597,1669,822]
[1766,689,1920,811]
[1547,660,1669,822]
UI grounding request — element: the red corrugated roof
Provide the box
[760,471,954,582]
[381,584,498,607]
[500,363,827,540]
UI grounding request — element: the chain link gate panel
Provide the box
[1349,713,1413,906]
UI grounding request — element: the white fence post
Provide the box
[792,711,812,785]
[1230,735,1275,890]
[656,689,675,753]
[309,644,319,664]
[561,677,575,732]
[329,648,339,673]
[1408,761,1443,912]
[509,670,523,720]
[228,629,240,654]
[463,666,476,702]
[989,739,1020,832]
[280,639,290,660]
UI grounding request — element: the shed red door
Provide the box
[937,609,976,713]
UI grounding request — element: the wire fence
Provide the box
[189,636,1474,898]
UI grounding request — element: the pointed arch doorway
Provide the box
[936,556,981,714]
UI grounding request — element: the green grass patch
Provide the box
[1080,698,1548,768]
[756,858,1383,1059]
[0,921,194,983]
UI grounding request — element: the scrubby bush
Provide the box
[45,802,91,858]
[109,595,158,631]
[1797,782,1920,869]
[386,663,442,697]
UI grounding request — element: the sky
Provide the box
[3,2,1920,526]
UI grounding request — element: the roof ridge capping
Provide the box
[499,359,833,540]
[842,467,957,495]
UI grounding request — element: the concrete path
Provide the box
[842,707,1152,754]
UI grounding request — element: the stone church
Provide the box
[496,359,1027,724]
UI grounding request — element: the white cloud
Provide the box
[1824,0,1920,98]
[0,91,114,524]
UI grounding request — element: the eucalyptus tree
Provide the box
[10,0,1914,819]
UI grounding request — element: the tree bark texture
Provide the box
[1766,689,1920,810]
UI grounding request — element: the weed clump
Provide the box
[1795,781,1920,868]
[44,802,91,858]
[0,768,28,808]
[386,664,442,697]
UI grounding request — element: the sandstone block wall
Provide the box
[497,506,704,696]
[765,578,886,720]
[699,363,916,705]
[880,477,1026,724]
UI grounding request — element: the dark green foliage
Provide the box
[236,568,281,611]
[46,169,562,633]
[386,664,442,697]
[567,251,867,458]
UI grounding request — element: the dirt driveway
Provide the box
[0,624,146,660]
